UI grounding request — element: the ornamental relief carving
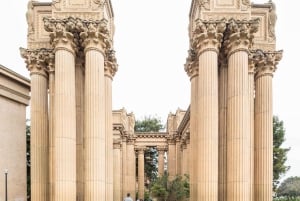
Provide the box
[268,1,277,41]
[104,49,118,77]
[198,0,210,11]
[254,50,282,78]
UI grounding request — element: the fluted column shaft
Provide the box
[113,142,122,201]
[75,56,84,201]
[83,38,106,200]
[122,138,127,197]
[254,51,281,201]
[181,144,187,175]
[30,66,49,201]
[157,148,165,176]
[137,148,145,200]
[186,139,190,176]
[126,140,136,201]
[176,139,182,175]
[53,36,77,201]
[218,55,227,201]
[167,140,176,179]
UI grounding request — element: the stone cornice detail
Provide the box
[127,135,136,145]
[104,49,118,78]
[184,49,199,79]
[224,18,260,57]
[191,18,226,56]
[20,48,54,77]
[43,17,77,53]
[135,146,147,154]
[135,132,168,138]
[255,50,283,79]
[157,146,168,152]
[113,139,122,149]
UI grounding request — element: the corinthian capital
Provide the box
[104,49,118,78]
[191,18,226,55]
[43,17,76,51]
[78,18,112,52]
[224,18,260,55]
[255,50,283,78]
[20,47,54,76]
[184,49,199,78]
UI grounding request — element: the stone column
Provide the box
[175,138,182,175]
[181,143,187,176]
[113,141,122,201]
[136,147,146,200]
[75,52,84,201]
[80,20,110,201]
[157,147,166,176]
[184,48,198,200]
[45,18,77,201]
[104,50,118,201]
[122,136,128,197]
[48,54,55,201]
[190,19,226,200]
[218,51,227,201]
[126,137,136,201]
[20,48,50,201]
[225,19,259,201]
[167,138,176,179]
[186,137,190,175]
[254,51,282,201]
[248,51,257,201]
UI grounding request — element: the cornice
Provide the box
[0,65,30,88]
[177,106,190,135]
[135,132,168,139]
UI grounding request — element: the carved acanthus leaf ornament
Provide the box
[255,50,283,78]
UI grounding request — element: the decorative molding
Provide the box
[104,49,118,78]
[255,50,282,79]
[268,1,277,41]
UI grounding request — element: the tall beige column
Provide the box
[80,20,108,200]
[104,50,118,201]
[181,143,187,176]
[21,48,49,201]
[190,19,226,200]
[126,137,136,201]
[136,147,146,200]
[218,52,227,201]
[48,54,55,201]
[122,136,128,197]
[186,137,190,176]
[225,19,258,201]
[254,51,282,201]
[113,141,122,201]
[248,51,257,201]
[184,48,198,200]
[75,53,84,201]
[45,18,77,201]
[175,138,182,175]
[167,138,176,179]
[157,147,165,176]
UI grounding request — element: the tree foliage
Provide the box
[151,173,189,201]
[273,116,291,191]
[277,176,300,199]
[134,116,164,132]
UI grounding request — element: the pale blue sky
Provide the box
[0,0,298,181]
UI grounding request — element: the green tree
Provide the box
[134,116,164,132]
[273,116,291,191]
[151,173,189,201]
[277,176,300,200]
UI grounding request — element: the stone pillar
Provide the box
[104,50,118,201]
[20,48,50,201]
[254,51,282,201]
[122,136,128,197]
[127,137,136,201]
[184,48,198,200]
[113,141,122,201]
[136,147,146,200]
[248,51,257,201]
[175,138,182,175]
[186,137,190,176]
[218,52,227,201]
[80,20,109,201]
[181,143,187,176]
[45,18,77,201]
[167,138,176,179]
[48,54,55,201]
[225,19,259,201]
[190,19,226,200]
[157,147,166,176]
[75,52,84,201]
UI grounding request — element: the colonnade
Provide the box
[185,18,282,201]
[21,17,117,201]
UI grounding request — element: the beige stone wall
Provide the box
[0,65,30,201]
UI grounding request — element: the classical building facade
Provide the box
[0,65,30,201]
[20,0,281,201]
